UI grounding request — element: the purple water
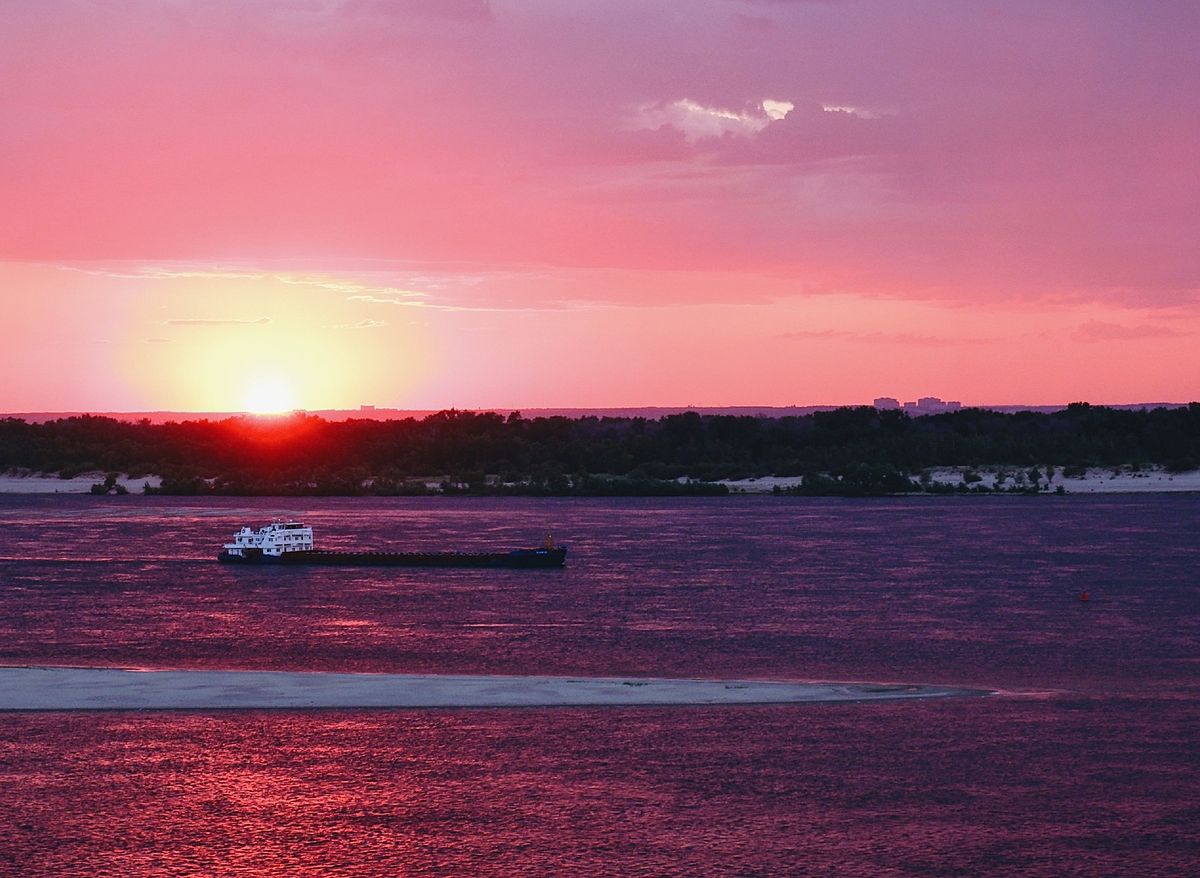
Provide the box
[1,495,1198,875]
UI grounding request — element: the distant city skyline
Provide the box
[873,397,963,415]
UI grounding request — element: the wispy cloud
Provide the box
[779,329,852,340]
[1072,320,1183,342]
[779,329,994,347]
[276,276,432,299]
[325,318,389,330]
[821,104,893,120]
[346,292,571,313]
[347,293,428,305]
[55,263,268,281]
[166,317,272,326]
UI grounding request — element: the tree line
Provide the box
[0,403,1197,496]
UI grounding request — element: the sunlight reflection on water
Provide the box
[0,495,1198,875]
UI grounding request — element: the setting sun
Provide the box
[244,377,294,414]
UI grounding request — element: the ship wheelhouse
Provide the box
[221,520,314,557]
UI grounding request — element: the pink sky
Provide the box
[1,0,1197,412]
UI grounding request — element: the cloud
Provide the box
[1072,320,1183,342]
[631,99,790,141]
[780,329,993,347]
[277,276,432,299]
[857,332,993,347]
[166,317,272,326]
[821,104,890,120]
[347,294,427,305]
[56,264,268,282]
[779,329,851,340]
[344,291,540,313]
[762,100,794,121]
[326,318,389,329]
[144,337,171,343]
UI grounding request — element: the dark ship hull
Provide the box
[218,547,567,568]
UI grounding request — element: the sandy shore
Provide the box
[0,474,161,494]
[721,466,1200,494]
[0,667,986,710]
[1042,468,1200,493]
[2,468,1196,495]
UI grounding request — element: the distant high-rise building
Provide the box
[360,404,375,412]
[873,397,900,410]
[902,397,964,415]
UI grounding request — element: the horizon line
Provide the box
[3,401,1194,421]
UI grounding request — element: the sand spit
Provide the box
[0,667,987,711]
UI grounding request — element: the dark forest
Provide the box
[1,404,1198,496]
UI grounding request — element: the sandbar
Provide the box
[0,667,987,711]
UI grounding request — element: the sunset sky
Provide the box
[2,0,1197,412]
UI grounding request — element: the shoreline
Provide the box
[720,466,1200,494]
[0,473,161,494]
[0,667,989,711]
[1,469,1199,495]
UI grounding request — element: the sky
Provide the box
[1,0,1197,413]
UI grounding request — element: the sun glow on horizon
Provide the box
[109,270,431,413]
[244,376,295,414]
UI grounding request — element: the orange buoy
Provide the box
[1081,591,1089,602]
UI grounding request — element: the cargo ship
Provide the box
[218,520,566,568]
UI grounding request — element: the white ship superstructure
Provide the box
[222,521,314,558]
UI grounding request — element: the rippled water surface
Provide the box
[1,495,1198,875]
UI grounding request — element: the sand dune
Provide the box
[0,667,987,710]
